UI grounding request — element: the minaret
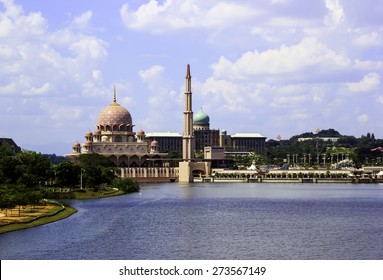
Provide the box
[182,64,194,161]
[113,85,117,103]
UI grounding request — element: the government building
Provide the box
[145,108,266,156]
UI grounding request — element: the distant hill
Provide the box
[290,129,342,140]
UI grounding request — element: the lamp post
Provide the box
[315,128,320,167]
[80,168,84,189]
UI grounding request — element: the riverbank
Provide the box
[0,201,77,234]
[0,187,133,234]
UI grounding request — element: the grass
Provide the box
[0,204,77,234]
[0,187,126,234]
[72,188,124,199]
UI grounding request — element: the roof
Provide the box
[193,108,210,123]
[231,133,266,138]
[145,132,182,138]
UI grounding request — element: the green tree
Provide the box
[15,151,52,188]
[0,186,16,216]
[111,178,140,194]
[55,161,81,188]
[78,154,115,189]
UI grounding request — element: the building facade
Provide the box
[193,108,220,152]
[141,110,267,156]
[193,109,267,155]
[145,132,182,154]
[230,133,267,155]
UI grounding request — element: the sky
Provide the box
[1,0,383,155]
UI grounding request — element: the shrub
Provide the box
[111,178,140,194]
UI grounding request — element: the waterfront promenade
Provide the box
[117,166,383,183]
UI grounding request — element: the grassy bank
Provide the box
[71,188,125,199]
[0,204,77,234]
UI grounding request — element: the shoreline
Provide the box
[0,203,77,234]
[0,188,130,234]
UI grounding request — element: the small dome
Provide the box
[193,108,210,124]
[150,140,159,146]
[72,141,80,147]
[83,140,93,146]
[85,130,93,136]
[93,129,101,135]
[137,129,145,135]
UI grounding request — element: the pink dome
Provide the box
[150,140,159,146]
[93,129,101,135]
[83,140,93,146]
[97,102,132,126]
[137,129,145,135]
[72,141,80,147]
[85,130,93,136]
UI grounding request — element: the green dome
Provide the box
[193,108,210,123]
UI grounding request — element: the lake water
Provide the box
[1,183,383,260]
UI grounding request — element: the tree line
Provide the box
[0,145,138,214]
[265,129,383,168]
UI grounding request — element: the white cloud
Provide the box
[347,73,380,92]
[357,114,369,123]
[271,0,291,4]
[377,96,383,104]
[120,0,257,34]
[324,0,344,26]
[211,37,350,80]
[289,109,310,120]
[29,83,52,95]
[353,32,383,47]
[200,77,245,112]
[354,59,383,71]
[138,65,165,83]
[137,65,182,130]
[0,0,111,148]
[0,0,108,96]
[72,10,92,29]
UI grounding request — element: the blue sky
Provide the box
[1,0,382,155]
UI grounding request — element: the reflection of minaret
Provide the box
[183,64,195,161]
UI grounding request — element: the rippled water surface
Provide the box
[1,183,383,259]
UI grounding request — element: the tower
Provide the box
[182,64,195,161]
[179,64,196,183]
[179,64,211,183]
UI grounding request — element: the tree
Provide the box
[111,178,140,194]
[0,186,16,216]
[78,154,115,189]
[0,156,19,184]
[55,161,81,188]
[79,154,115,168]
[15,151,52,188]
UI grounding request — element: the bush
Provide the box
[111,178,140,194]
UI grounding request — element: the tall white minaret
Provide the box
[182,64,194,161]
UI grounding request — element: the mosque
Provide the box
[65,87,167,167]
[66,65,266,182]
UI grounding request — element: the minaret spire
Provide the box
[186,64,191,93]
[182,64,194,162]
[113,85,117,103]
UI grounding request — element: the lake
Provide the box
[1,183,383,259]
